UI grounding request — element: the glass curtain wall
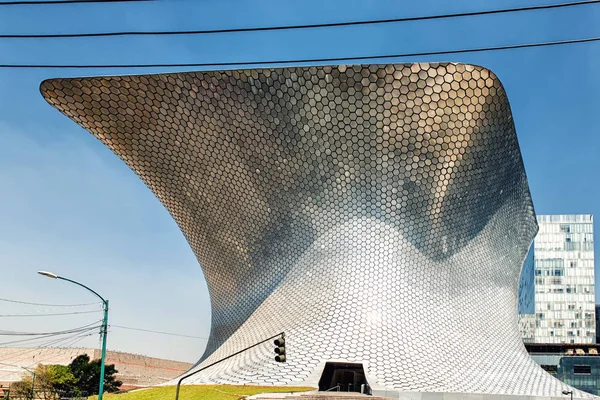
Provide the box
[534,215,595,344]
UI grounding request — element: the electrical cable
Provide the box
[111,325,208,340]
[0,320,102,336]
[0,0,598,38]
[0,310,101,317]
[0,325,101,346]
[0,325,102,346]
[1,36,599,69]
[6,335,96,356]
[35,330,96,350]
[3,320,102,365]
[4,322,101,346]
[0,297,102,307]
[24,331,99,368]
[0,0,152,6]
[0,330,101,369]
[0,335,89,365]
[17,331,99,368]
[55,332,95,349]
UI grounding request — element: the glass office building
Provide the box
[558,356,600,395]
[596,305,600,343]
[533,214,595,344]
[527,344,600,396]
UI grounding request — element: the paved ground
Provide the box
[247,392,386,400]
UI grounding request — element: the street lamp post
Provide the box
[30,356,35,400]
[37,271,109,400]
[563,390,574,400]
[29,369,35,400]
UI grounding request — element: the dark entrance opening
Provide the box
[318,362,369,393]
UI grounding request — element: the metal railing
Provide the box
[324,385,340,392]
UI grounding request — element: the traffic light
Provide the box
[274,336,286,362]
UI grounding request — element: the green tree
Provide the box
[9,355,121,400]
[9,378,34,400]
[69,355,122,396]
[10,364,76,400]
[46,365,77,397]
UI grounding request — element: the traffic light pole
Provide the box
[174,332,284,400]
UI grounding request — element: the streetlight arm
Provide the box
[59,278,109,400]
[37,271,108,400]
[56,276,107,304]
[0,362,33,374]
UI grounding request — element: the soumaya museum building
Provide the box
[40,63,595,399]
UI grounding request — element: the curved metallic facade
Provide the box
[40,63,590,397]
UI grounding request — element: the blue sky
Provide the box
[0,0,598,363]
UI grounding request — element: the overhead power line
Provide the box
[0,310,101,317]
[111,325,208,340]
[0,0,598,39]
[0,297,102,307]
[1,36,599,69]
[0,325,100,346]
[0,330,99,364]
[0,0,152,6]
[0,321,102,336]
[5,331,99,370]
[53,331,95,350]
